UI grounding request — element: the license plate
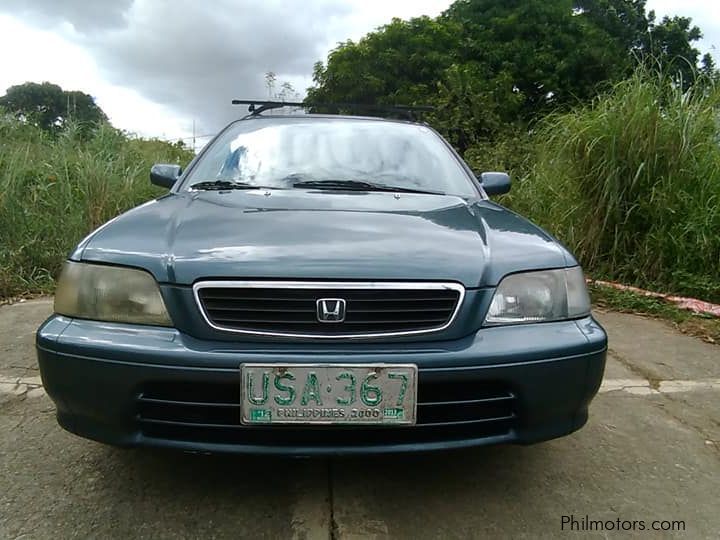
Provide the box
[240,363,417,425]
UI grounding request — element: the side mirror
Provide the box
[150,163,182,189]
[478,171,511,196]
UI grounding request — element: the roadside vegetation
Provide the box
[306,0,719,305]
[590,283,720,344]
[503,71,720,303]
[0,117,192,298]
[1,0,719,318]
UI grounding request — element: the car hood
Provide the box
[75,190,573,288]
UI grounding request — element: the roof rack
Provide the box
[230,99,434,121]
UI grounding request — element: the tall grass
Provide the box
[0,117,192,297]
[506,69,720,302]
[2,70,719,303]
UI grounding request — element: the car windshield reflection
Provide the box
[184,118,476,197]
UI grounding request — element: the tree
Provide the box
[642,14,703,87]
[307,16,460,108]
[262,72,302,113]
[443,0,627,115]
[0,82,108,132]
[264,72,277,99]
[571,2,704,83]
[427,64,525,152]
[700,53,718,78]
[573,0,651,52]
[306,0,707,142]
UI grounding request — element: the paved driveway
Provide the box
[1,299,718,539]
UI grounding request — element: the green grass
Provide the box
[500,69,720,303]
[2,67,719,317]
[0,117,192,297]
[590,283,719,344]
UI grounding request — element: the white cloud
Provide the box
[0,0,717,145]
[0,1,452,143]
[0,14,191,140]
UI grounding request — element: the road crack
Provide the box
[604,351,719,458]
[650,391,720,458]
[607,348,663,390]
[328,459,338,540]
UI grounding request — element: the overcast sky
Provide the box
[0,0,717,148]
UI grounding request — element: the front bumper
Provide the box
[37,315,606,455]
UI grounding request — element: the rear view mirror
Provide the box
[150,163,182,189]
[478,172,511,196]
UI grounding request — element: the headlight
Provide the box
[484,267,590,326]
[54,262,172,326]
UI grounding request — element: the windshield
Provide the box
[183,118,477,197]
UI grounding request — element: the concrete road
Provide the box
[1,299,718,539]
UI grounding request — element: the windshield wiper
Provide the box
[189,180,275,191]
[292,179,444,195]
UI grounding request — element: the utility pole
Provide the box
[192,119,196,153]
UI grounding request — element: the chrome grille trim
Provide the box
[192,280,465,339]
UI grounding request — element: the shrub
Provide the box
[505,69,720,301]
[0,117,192,297]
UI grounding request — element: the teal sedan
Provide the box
[37,111,607,454]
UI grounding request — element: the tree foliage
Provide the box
[306,0,710,151]
[505,69,720,301]
[307,16,459,108]
[642,13,703,86]
[0,81,108,132]
[443,0,628,115]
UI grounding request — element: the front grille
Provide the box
[136,378,517,448]
[194,281,463,338]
